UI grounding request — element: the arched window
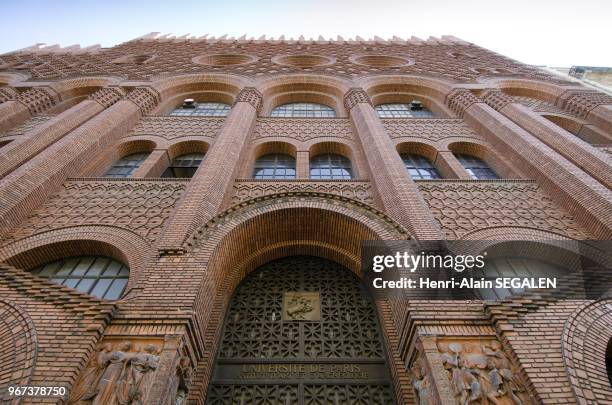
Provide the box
[310,154,352,180]
[31,256,129,300]
[455,153,499,179]
[253,154,296,179]
[271,103,336,118]
[104,152,149,178]
[476,257,567,300]
[375,101,435,118]
[607,338,612,387]
[170,101,230,117]
[401,154,441,179]
[162,153,204,179]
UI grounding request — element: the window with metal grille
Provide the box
[104,152,149,178]
[375,103,435,118]
[162,153,204,179]
[455,153,499,179]
[310,154,353,180]
[270,103,336,118]
[400,154,441,179]
[31,256,129,300]
[253,154,296,179]
[169,102,230,117]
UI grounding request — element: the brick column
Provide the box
[434,151,471,179]
[132,149,171,178]
[446,89,612,238]
[481,89,612,188]
[344,88,443,240]
[0,87,126,179]
[157,87,262,253]
[296,150,310,179]
[0,87,60,132]
[0,87,160,238]
[557,89,612,130]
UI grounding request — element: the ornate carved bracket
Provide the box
[559,90,612,118]
[343,87,373,111]
[88,87,126,109]
[480,89,515,111]
[233,87,263,112]
[125,86,161,115]
[445,88,483,118]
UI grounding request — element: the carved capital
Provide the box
[559,90,612,118]
[0,86,19,103]
[234,87,263,111]
[343,87,373,111]
[445,88,483,118]
[13,87,58,115]
[125,86,161,115]
[88,87,126,109]
[480,89,515,111]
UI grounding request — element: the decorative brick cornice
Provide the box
[125,86,161,115]
[559,90,612,118]
[233,87,263,111]
[480,89,515,111]
[0,86,19,103]
[88,87,126,109]
[343,88,373,111]
[13,87,59,115]
[445,88,482,118]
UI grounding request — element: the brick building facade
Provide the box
[0,33,611,404]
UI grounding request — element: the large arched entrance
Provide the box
[207,256,394,404]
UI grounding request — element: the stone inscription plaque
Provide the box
[282,291,321,321]
[214,362,392,381]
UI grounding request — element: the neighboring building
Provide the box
[545,65,612,95]
[0,33,611,404]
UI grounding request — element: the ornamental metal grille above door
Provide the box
[207,256,395,404]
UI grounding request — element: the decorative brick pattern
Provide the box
[0,86,19,102]
[382,118,483,141]
[5,179,187,244]
[125,86,160,114]
[231,180,373,205]
[88,86,125,108]
[445,88,482,117]
[344,87,373,111]
[129,116,225,139]
[252,117,354,141]
[561,90,612,118]
[234,86,263,111]
[417,180,591,239]
[512,95,567,114]
[14,87,58,115]
[480,89,515,111]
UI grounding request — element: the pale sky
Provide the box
[1,0,610,67]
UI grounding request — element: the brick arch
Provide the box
[184,194,408,399]
[0,225,150,293]
[166,139,210,160]
[395,140,440,163]
[0,299,37,401]
[115,139,157,157]
[484,77,574,104]
[358,74,457,117]
[563,300,612,403]
[150,73,252,115]
[256,74,351,117]
[46,76,123,114]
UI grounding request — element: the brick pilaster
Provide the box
[556,89,612,130]
[132,149,171,178]
[434,151,472,179]
[481,89,612,188]
[0,87,158,238]
[0,87,125,179]
[296,150,310,179]
[344,88,444,240]
[157,87,262,253]
[447,89,612,238]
